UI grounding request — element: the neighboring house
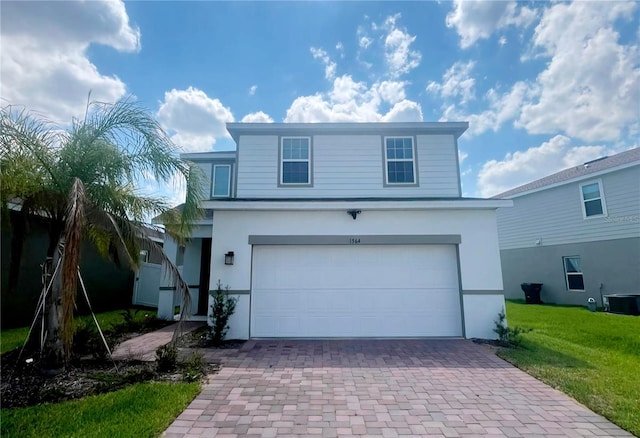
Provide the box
[1,209,134,328]
[157,122,512,339]
[494,148,640,307]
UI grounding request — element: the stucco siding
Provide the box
[209,208,504,340]
[235,133,460,198]
[501,237,640,306]
[210,209,503,294]
[497,166,640,250]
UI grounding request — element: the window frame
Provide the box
[212,164,232,198]
[563,256,585,292]
[279,136,312,186]
[579,179,607,219]
[383,136,419,186]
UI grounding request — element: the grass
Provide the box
[500,300,640,436]
[0,308,157,355]
[0,382,200,438]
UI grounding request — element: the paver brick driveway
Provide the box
[164,340,631,437]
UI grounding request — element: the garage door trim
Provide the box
[248,234,461,245]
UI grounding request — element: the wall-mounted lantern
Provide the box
[224,251,235,265]
[347,209,361,220]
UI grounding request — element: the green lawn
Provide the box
[0,308,157,355]
[500,300,640,436]
[0,382,200,438]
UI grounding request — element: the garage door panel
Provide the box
[251,245,462,337]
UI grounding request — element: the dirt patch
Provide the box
[175,325,246,350]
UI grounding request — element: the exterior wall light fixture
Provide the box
[347,210,361,220]
[224,251,235,265]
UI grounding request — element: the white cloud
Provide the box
[241,111,274,123]
[516,1,639,142]
[440,81,532,136]
[376,81,407,105]
[359,36,372,49]
[335,42,345,58]
[0,0,139,122]
[427,61,476,105]
[284,75,422,123]
[458,150,468,164]
[157,87,234,152]
[438,2,638,143]
[382,100,423,122]
[446,0,537,48]
[477,135,611,197]
[249,85,258,96]
[310,47,337,80]
[379,14,421,78]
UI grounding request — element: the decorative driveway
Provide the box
[164,340,631,437]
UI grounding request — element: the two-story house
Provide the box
[158,122,512,340]
[494,148,640,307]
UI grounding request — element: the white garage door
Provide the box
[251,245,462,338]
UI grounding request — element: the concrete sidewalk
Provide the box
[112,321,204,361]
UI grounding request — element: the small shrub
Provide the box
[494,309,530,347]
[181,351,207,382]
[72,320,108,360]
[209,280,238,346]
[155,344,178,372]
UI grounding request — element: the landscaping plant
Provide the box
[0,98,205,372]
[493,308,530,347]
[209,280,238,346]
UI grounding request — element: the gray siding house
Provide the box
[495,148,640,306]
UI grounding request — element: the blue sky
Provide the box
[2,1,638,203]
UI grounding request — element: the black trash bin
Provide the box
[521,283,543,304]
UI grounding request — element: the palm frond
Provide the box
[0,105,65,196]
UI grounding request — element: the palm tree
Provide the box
[0,98,204,371]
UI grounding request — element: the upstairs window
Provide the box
[212,164,231,197]
[384,137,417,185]
[281,137,311,185]
[563,256,584,291]
[580,180,607,218]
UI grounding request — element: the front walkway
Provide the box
[112,321,203,361]
[164,340,631,437]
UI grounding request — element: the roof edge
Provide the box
[226,122,469,143]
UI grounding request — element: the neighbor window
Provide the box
[212,164,231,197]
[580,180,607,218]
[384,137,417,185]
[280,137,311,185]
[563,256,585,291]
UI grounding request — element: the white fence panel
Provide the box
[132,262,161,308]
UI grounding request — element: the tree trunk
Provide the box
[40,239,65,374]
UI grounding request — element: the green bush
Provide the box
[494,309,530,347]
[72,320,108,360]
[155,344,178,372]
[209,280,238,346]
[181,351,207,382]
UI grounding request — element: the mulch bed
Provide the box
[0,325,232,409]
[175,325,246,350]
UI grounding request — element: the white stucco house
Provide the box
[157,122,512,340]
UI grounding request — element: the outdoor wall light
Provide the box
[347,210,361,220]
[224,251,235,265]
